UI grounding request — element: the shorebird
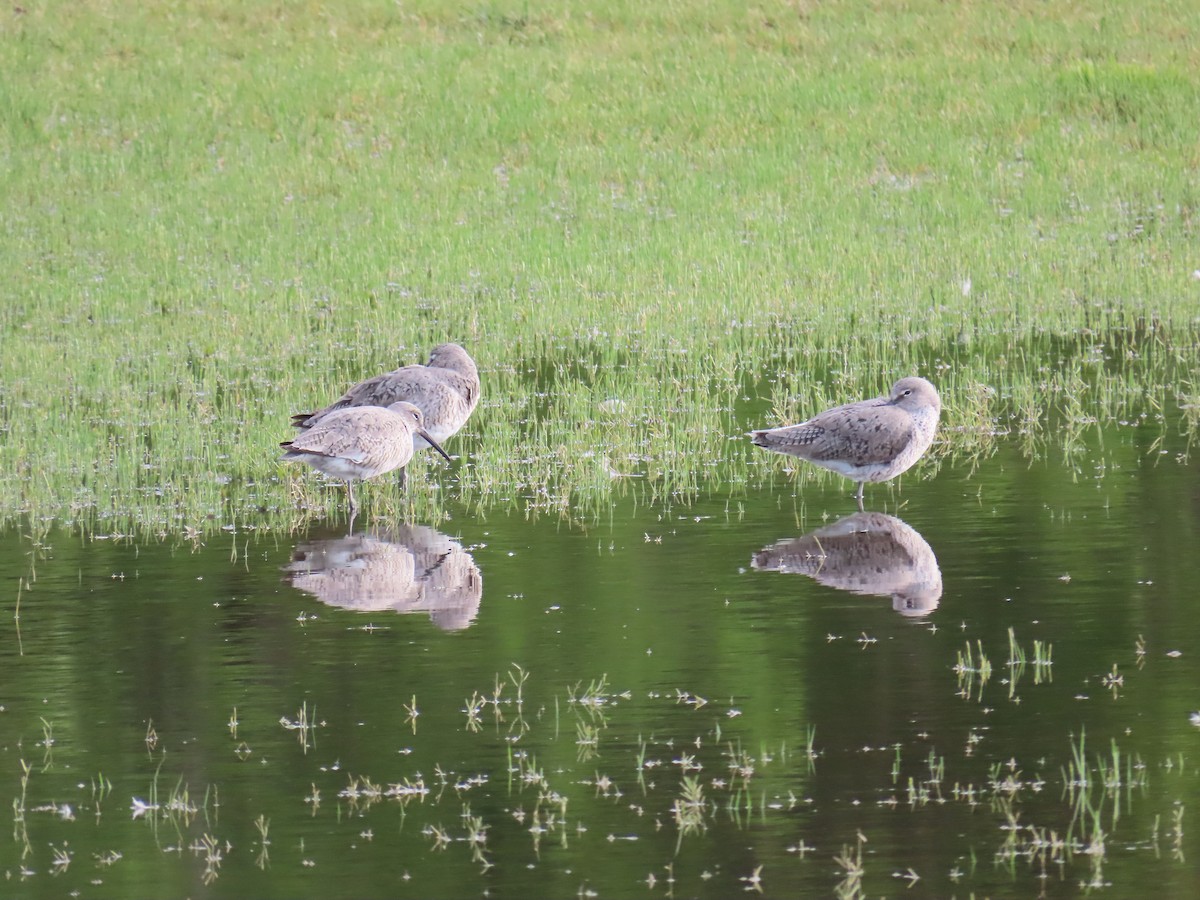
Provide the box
[749,376,940,507]
[280,401,451,514]
[291,343,480,452]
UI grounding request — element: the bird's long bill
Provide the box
[421,430,454,462]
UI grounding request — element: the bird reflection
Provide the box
[751,512,941,616]
[285,525,482,631]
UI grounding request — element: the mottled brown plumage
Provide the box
[749,376,940,506]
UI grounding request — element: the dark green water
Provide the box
[2,420,1198,899]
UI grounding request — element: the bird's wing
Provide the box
[338,365,435,407]
[754,399,914,466]
[802,401,915,465]
[295,365,429,426]
[284,408,394,461]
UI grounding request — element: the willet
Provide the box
[749,376,940,507]
[291,343,479,452]
[280,401,452,514]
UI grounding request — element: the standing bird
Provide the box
[291,343,479,452]
[749,376,940,508]
[281,401,452,514]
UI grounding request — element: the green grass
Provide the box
[2,0,1199,533]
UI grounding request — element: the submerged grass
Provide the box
[17,663,1187,896]
[2,1,1199,533]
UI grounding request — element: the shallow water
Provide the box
[2,419,1199,899]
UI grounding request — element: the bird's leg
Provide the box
[398,466,408,491]
[855,482,865,510]
[346,479,358,513]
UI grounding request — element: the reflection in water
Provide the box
[751,511,942,616]
[285,526,483,630]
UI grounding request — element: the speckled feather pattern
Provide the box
[283,405,422,479]
[759,401,918,467]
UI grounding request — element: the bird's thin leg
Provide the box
[398,466,408,491]
[855,482,865,510]
[346,479,358,513]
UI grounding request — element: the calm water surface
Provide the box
[2,421,1198,899]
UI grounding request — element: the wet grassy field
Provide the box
[2,0,1199,532]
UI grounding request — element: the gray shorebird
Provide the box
[280,401,452,514]
[291,343,479,452]
[749,376,940,507]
